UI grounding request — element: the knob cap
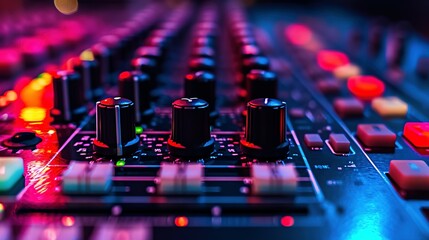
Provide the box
[93,97,140,156]
[193,36,216,48]
[189,57,215,72]
[191,46,215,59]
[136,46,163,64]
[91,44,110,84]
[386,24,408,68]
[246,70,278,102]
[71,57,103,101]
[50,70,87,123]
[241,98,289,158]
[368,21,384,56]
[118,71,154,123]
[240,44,261,59]
[168,98,214,157]
[100,35,121,73]
[131,57,158,80]
[241,56,270,88]
[184,71,216,115]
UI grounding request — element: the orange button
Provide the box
[403,122,429,148]
[347,75,385,100]
[389,160,429,191]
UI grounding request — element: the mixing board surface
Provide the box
[1,0,429,239]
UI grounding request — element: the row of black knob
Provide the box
[227,4,278,102]
[94,97,289,159]
[50,4,191,123]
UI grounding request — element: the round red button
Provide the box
[347,75,385,100]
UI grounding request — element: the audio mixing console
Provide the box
[1,0,429,239]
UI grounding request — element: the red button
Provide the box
[304,134,323,148]
[333,98,364,118]
[329,134,350,153]
[347,75,385,100]
[389,160,429,191]
[316,80,341,94]
[357,124,396,148]
[403,122,429,148]
[317,50,349,71]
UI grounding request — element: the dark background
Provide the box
[3,0,429,36]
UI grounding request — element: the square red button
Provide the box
[333,98,364,118]
[329,134,350,153]
[389,160,429,191]
[403,122,429,148]
[304,134,323,148]
[357,124,396,148]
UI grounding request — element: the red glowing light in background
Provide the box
[317,50,350,71]
[5,90,18,102]
[0,97,6,107]
[174,216,189,227]
[347,75,385,100]
[285,24,313,46]
[281,216,295,227]
[61,216,75,227]
[119,71,132,81]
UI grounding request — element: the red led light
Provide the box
[174,216,189,227]
[65,57,80,70]
[5,90,17,102]
[285,24,313,46]
[403,122,429,148]
[0,97,7,107]
[281,216,294,227]
[61,216,75,227]
[347,75,385,100]
[119,71,132,81]
[317,50,349,71]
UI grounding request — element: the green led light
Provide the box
[116,159,126,167]
[135,126,143,134]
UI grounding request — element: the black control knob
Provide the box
[50,70,87,123]
[184,71,216,116]
[246,70,278,102]
[168,98,214,157]
[191,46,215,59]
[193,36,216,48]
[368,20,384,56]
[71,57,103,101]
[136,46,163,63]
[240,44,261,59]
[416,56,429,79]
[91,44,110,84]
[146,36,168,54]
[131,57,158,82]
[189,57,215,72]
[93,97,140,156]
[237,37,257,47]
[118,71,154,123]
[386,24,408,68]
[240,98,289,158]
[241,56,270,88]
[2,131,42,150]
[100,35,121,73]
